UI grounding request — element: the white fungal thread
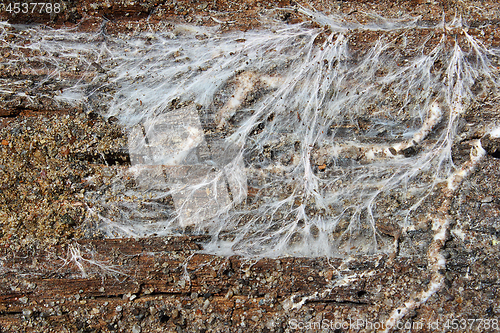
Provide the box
[58,243,127,280]
[383,139,487,332]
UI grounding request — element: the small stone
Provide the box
[324,271,334,281]
[61,214,75,226]
[481,196,493,203]
[132,324,141,333]
[401,146,419,157]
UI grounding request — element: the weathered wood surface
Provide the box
[0,236,425,331]
[0,233,499,332]
[1,1,500,332]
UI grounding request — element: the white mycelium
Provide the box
[2,7,499,259]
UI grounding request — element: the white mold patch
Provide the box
[2,8,499,258]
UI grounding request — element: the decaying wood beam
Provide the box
[0,236,433,332]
